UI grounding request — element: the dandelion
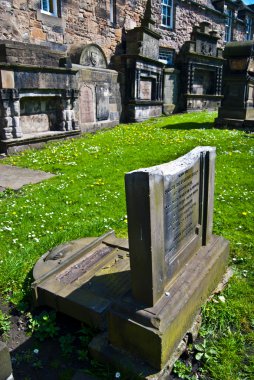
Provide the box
[115,372,121,379]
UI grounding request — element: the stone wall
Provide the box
[0,0,246,61]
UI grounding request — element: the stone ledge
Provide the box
[0,130,81,155]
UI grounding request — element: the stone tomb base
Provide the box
[0,129,80,155]
[32,232,229,378]
[215,117,254,131]
[32,231,131,331]
[89,234,229,379]
[127,103,163,122]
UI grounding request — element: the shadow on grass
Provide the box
[162,122,214,130]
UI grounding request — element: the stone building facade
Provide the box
[1,1,253,58]
[0,0,253,152]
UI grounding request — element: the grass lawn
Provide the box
[0,111,253,379]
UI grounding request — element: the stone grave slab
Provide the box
[32,231,130,330]
[79,86,95,124]
[0,164,54,190]
[95,85,109,121]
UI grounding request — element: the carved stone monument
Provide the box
[178,22,224,112]
[69,43,121,133]
[112,0,163,122]
[0,40,80,154]
[215,40,254,130]
[32,147,229,379]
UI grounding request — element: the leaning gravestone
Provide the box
[32,147,229,379]
[90,147,229,377]
[126,146,215,306]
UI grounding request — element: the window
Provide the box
[224,8,233,42]
[41,0,59,17]
[245,16,253,40]
[110,0,116,25]
[161,0,173,29]
[159,48,174,66]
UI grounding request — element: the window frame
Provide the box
[224,7,234,43]
[161,0,174,29]
[110,0,117,25]
[245,15,253,41]
[159,48,175,66]
[41,0,59,17]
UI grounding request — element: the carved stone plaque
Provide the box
[164,161,200,263]
[140,80,152,100]
[80,86,95,123]
[141,32,159,60]
[80,44,107,68]
[96,85,109,121]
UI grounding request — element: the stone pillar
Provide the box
[0,89,22,140]
[163,68,180,115]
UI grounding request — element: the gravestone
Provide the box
[125,146,215,306]
[69,43,120,132]
[111,0,163,122]
[95,85,109,121]
[178,22,224,112]
[32,147,229,379]
[215,41,254,130]
[90,147,229,377]
[79,86,95,123]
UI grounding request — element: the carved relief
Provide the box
[80,45,107,68]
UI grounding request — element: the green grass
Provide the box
[0,111,253,379]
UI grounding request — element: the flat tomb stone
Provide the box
[32,231,130,330]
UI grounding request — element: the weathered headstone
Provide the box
[215,40,254,130]
[95,85,109,121]
[90,147,229,378]
[79,86,95,123]
[125,146,215,306]
[32,147,229,379]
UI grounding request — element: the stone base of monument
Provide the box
[89,235,229,378]
[32,231,131,330]
[0,129,80,155]
[90,315,201,380]
[215,117,254,131]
